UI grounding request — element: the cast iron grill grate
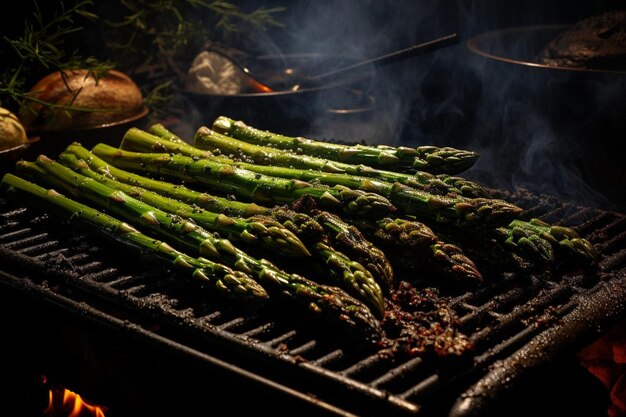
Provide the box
[1,190,625,416]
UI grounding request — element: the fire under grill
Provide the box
[1,189,626,416]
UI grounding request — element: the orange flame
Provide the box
[44,387,106,417]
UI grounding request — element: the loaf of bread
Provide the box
[538,10,626,71]
[21,69,145,131]
[0,107,28,151]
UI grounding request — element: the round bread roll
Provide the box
[0,107,28,151]
[21,69,145,131]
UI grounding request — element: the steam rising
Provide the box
[178,1,625,210]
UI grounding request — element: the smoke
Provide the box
[177,0,625,210]
[455,2,626,210]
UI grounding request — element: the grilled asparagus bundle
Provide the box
[57,143,394,295]
[120,127,522,228]
[91,143,396,220]
[1,173,269,302]
[211,115,480,174]
[116,125,597,273]
[16,156,383,339]
[58,149,385,316]
[1,111,602,346]
[142,124,489,199]
[57,149,310,259]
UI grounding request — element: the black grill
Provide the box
[1,190,625,416]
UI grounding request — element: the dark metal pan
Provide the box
[181,53,377,136]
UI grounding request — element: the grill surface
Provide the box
[1,190,625,416]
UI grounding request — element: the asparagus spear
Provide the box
[62,143,389,304]
[62,143,266,218]
[496,218,598,267]
[264,206,390,304]
[211,115,480,174]
[59,153,384,316]
[129,124,486,199]
[120,128,521,227]
[347,216,483,287]
[27,156,383,337]
[307,209,395,291]
[1,173,268,301]
[91,143,397,220]
[148,123,188,144]
[188,125,489,198]
[57,150,310,258]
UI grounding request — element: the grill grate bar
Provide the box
[77,261,106,274]
[458,285,534,329]
[601,249,626,271]
[599,231,626,253]
[0,206,28,219]
[289,340,317,356]
[1,195,625,417]
[311,349,344,367]
[468,284,573,348]
[338,354,386,377]
[399,374,439,401]
[86,268,123,283]
[241,322,275,338]
[16,240,60,256]
[263,330,298,348]
[369,356,424,388]
[2,231,48,248]
[597,216,626,237]
[197,311,223,323]
[34,247,69,260]
[107,275,144,289]
[217,317,247,331]
[64,252,92,265]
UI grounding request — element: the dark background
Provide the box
[3,0,625,210]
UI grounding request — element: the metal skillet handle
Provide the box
[292,32,461,90]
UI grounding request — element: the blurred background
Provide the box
[2,0,625,210]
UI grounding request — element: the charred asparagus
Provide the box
[24,156,383,337]
[211,116,480,174]
[119,129,521,227]
[1,173,269,301]
[57,150,310,258]
[91,143,397,220]
[497,218,598,267]
[60,143,391,304]
[189,126,489,198]
[129,125,487,199]
[346,216,483,288]
[58,152,384,316]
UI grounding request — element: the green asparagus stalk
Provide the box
[62,143,266,218]
[264,206,390,304]
[60,152,383,316]
[496,218,598,267]
[120,128,521,227]
[189,126,489,198]
[62,142,388,305]
[307,209,395,291]
[91,143,397,220]
[57,150,311,258]
[148,123,188,144]
[1,172,268,301]
[211,115,480,174]
[346,217,483,287]
[130,125,487,199]
[26,156,383,337]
